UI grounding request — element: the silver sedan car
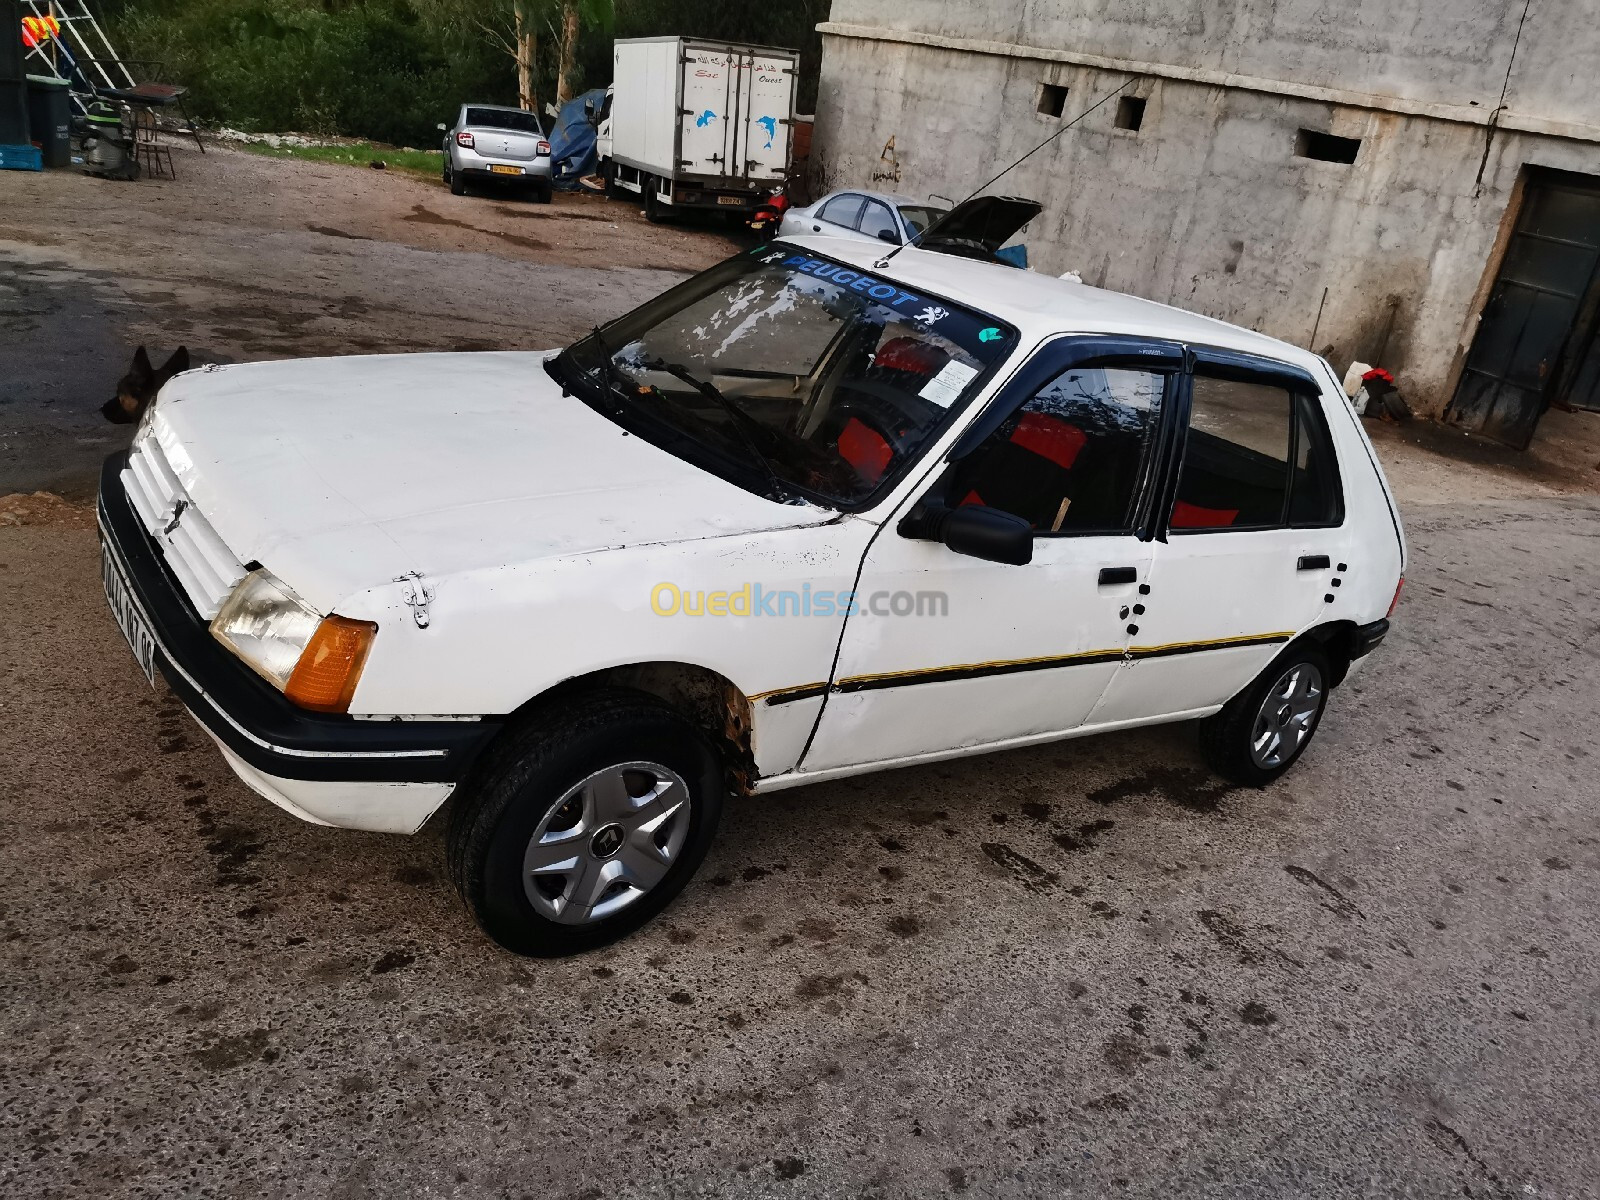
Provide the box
[778,189,948,247]
[440,105,553,202]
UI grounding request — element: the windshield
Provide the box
[465,108,543,135]
[554,246,1017,507]
[899,205,947,236]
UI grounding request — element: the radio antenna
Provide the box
[876,75,1142,268]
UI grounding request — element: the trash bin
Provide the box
[25,74,71,168]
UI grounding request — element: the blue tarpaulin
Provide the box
[549,88,607,190]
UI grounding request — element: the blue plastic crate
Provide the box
[0,143,44,171]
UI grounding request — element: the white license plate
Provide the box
[102,543,159,688]
[717,195,745,206]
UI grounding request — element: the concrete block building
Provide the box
[812,1,1600,447]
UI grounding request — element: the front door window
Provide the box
[946,366,1165,535]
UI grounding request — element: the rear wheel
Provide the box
[447,161,466,196]
[1198,643,1330,786]
[531,180,553,204]
[447,689,724,956]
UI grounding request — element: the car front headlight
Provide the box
[211,569,377,713]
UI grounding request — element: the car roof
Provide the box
[820,189,945,212]
[778,235,1327,375]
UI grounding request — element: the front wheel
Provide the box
[1198,643,1330,787]
[447,689,724,956]
[643,177,669,224]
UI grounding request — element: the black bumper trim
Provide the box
[1349,618,1389,660]
[98,452,502,783]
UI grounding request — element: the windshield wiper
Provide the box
[583,326,631,395]
[557,326,642,421]
[642,358,795,503]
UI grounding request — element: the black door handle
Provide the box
[1297,555,1331,571]
[1098,567,1138,586]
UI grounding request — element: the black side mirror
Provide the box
[876,228,899,245]
[898,501,1033,565]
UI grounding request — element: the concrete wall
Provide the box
[824,0,1600,129]
[811,6,1600,415]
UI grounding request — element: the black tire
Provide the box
[448,163,466,197]
[1198,642,1331,787]
[531,181,553,204]
[447,688,724,957]
[602,160,623,200]
[643,177,668,224]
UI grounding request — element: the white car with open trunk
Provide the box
[99,233,1405,956]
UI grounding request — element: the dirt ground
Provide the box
[3,143,1600,1199]
[0,141,743,498]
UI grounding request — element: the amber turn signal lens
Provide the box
[285,615,377,713]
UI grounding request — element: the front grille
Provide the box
[120,426,246,620]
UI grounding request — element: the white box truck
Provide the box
[597,36,798,220]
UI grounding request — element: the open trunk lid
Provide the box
[920,196,1043,261]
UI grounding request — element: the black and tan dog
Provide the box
[101,345,191,424]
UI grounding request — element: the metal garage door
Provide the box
[1450,171,1600,448]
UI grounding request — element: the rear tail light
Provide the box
[1386,576,1405,618]
[537,140,550,156]
[456,131,475,148]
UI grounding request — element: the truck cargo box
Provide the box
[605,36,799,215]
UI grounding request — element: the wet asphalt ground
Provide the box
[4,148,1600,1198]
[3,496,1598,1198]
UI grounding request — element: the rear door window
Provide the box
[1171,373,1344,530]
[818,194,866,229]
[858,201,900,243]
[1172,376,1292,530]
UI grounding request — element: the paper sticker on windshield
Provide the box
[919,360,980,409]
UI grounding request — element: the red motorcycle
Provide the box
[747,187,791,237]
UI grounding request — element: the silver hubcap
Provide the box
[1250,662,1324,770]
[522,761,691,925]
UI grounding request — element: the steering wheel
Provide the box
[831,381,937,462]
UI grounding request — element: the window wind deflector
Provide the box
[1187,345,1322,395]
[947,336,1185,461]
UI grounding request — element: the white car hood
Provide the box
[151,351,833,611]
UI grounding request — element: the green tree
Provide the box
[102,0,828,143]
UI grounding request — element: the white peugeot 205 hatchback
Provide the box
[99,234,1405,956]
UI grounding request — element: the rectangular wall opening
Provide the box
[1295,129,1360,164]
[1115,96,1146,132]
[1038,83,1068,118]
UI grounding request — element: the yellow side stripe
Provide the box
[755,632,1295,704]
